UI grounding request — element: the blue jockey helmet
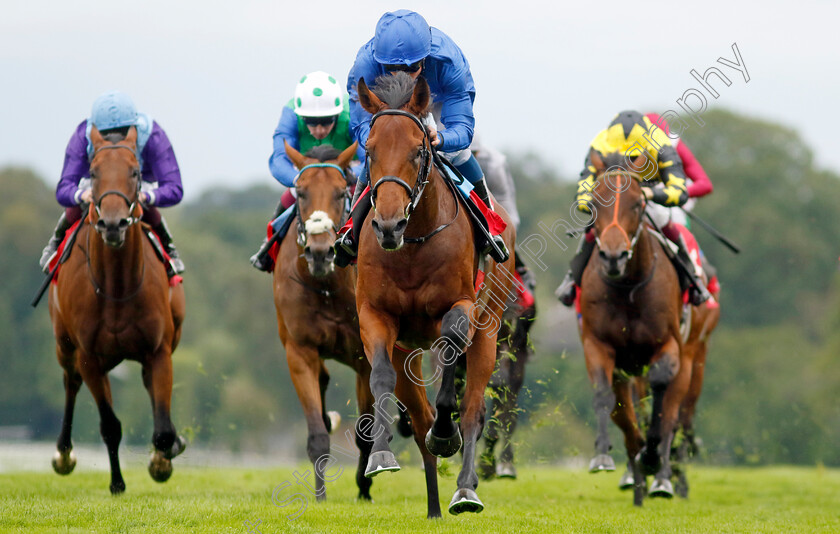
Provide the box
[373,10,432,66]
[90,90,138,131]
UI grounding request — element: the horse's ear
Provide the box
[90,125,105,149]
[357,78,384,114]
[123,126,137,147]
[284,140,306,169]
[590,149,606,174]
[337,141,358,170]
[630,152,648,172]
[408,76,430,116]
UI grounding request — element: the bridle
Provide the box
[90,144,142,227]
[594,170,647,263]
[366,109,459,244]
[293,162,350,247]
[367,109,432,217]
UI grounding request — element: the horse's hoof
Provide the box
[164,435,187,460]
[649,478,674,498]
[52,450,77,475]
[327,411,342,434]
[588,454,616,473]
[148,451,174,482]
[364,451,400,478]
[448,488,484,515]
[478,456,496,481]
[618,469,635,490]
[396,412,413,438]
[496,462,517,479]
[425,428,462,458]
[675,472,689,498]
[110,479,126,495]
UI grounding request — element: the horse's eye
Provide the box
[297,192,307,201]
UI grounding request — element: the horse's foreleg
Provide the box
[53,362,82,476]
[612,376,646,504]
[449,326,496,515]
[143,348,185,484]
[427,300,473,458]
[286,343,330,501]
[358,304,400,477]
[498,340,528,478]
[393,351,441,519]
[582,335,617,473]
[79,363,125,494]
[644,337,689,499]
[354,366,375,501]
[478,364,502,481]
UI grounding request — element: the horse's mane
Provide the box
[304,145,341,162]
[102,131,127,144]
[602,152,631,169]
[370,72,418,110]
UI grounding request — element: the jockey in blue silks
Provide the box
[334,9,508,265]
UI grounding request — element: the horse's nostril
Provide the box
[118,218,130,229]
[598,250,608,260]
[619,250,629,259]
[371,219,381,233]
[95,220,107,231]
[395,219,407,232]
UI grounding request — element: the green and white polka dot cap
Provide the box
[294,71,343,118]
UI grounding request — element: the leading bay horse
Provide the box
[272,141,378,501]
[579,151,691,506]
[353,73,516,518]
[49,126,186,494]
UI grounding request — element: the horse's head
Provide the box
[588,150,649,279]
[357,72,431,251]
[285,141,357,277]
[89,126,142,248]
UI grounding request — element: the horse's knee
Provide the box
[648,356,678,390]
[441,307,470,352]
[370,350,396,392]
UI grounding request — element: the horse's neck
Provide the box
[625,230,656,280]
[88,224,145,292]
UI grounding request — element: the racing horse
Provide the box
[48,126,186,494]
[478,285,536,480]
[354,73,516,517]
[271,141,378,501]
[579,151,691,506]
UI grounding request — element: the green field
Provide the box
[2,464,839,533]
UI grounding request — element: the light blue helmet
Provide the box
[90,90,138,131]
[373,10,432,66]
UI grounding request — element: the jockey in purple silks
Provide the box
[39,90,185,276]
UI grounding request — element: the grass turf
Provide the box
[1,464,839,533]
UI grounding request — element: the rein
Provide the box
[83,219,147,302]
[367,109,459,244]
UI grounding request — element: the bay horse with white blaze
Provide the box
[579,151,691,506]
[354,73,516,518]
[272,141,378,501]
[48,126,186,494]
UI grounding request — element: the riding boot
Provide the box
[673,235,711,306]
[555,234,596,306]
[472,177,510,263]
[250,200,285,272]
[334,184,367,268]
[152,217,185,275]
[40,212,72,273]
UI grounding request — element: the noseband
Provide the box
[367,109,432,217]
[294,162,350,247]
[91,144,142,227]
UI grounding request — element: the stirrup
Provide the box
[484,235,509,263]
[333,231,356,268]
[555,274,576,306]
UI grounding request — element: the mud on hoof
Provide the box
[425,428,462,458]
[588,453,616,473]
[148,450,174,482]
[618,468,635,490]
[496,462,517,479]
[649,477,674,498]
[448,488,484,515]
[674,471,689,498]
[364,451,400,478]
[52,449,77,475]
[637,447,661,476]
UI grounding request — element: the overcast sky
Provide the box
[1,1,837,198]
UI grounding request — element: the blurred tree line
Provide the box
[1,109,839,466]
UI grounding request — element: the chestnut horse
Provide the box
[272,142,377,501]
[48,126,186,494]
[579,151,691,506]
[354,73,516,518]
